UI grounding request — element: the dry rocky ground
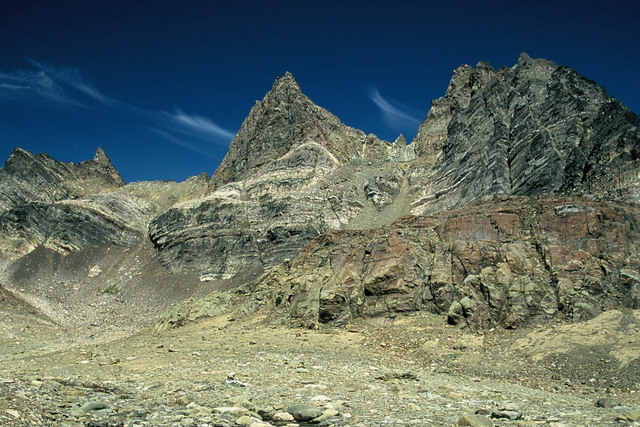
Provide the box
[0,298,639,427]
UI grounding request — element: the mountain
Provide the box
[411,53,640,213]
[0,54,638,334]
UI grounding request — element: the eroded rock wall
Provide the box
[168,197,638,330]
[411,54,640,213]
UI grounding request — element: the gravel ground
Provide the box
[1,310,639,426]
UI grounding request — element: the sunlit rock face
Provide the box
[410,53,640,213]
[1,55,639,331]
[149,72,395,278]
[236,197,639,329]
[150,55,639,282]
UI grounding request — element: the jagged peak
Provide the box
[514,52,557,71]
[518,52,532,64]
[475,60,493,71]
[9,146,30,156]
[93,146,109,162]
[279,71,297,83]
[265,71,303,100]
[393,134,408,145]
[5,147,40,170]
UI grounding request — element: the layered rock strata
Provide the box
[0,149,209,259]
[410,53,640,213]
[1,54,639,332]
[159,196,640,330]
[151,55,640,280]
[149,73,395,278]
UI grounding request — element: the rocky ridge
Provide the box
[411,53,640,213]
[150,54,640,281]
[0,55,638,333]
[157,196,639,331]
[0,54,639,426]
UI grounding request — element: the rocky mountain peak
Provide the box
[93,146,109,162]
[86,146,126,186]
[264,71,302,101]
[0,147,125,212]
[411,54,640,213]
[5,147,40,171]
[211,72,386,187]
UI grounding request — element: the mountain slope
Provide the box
[410,53,640,213]
[0,54,638,334]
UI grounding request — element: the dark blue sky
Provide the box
[0,0,638,182]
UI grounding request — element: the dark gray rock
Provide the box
[286,404,322,421]
[596,397,619,408]
[411,53,640,213]
[0,147,124,212]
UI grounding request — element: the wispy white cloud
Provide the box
[0,60,236,154]
[0,60,103,107]
[151,128,219,159]
[369,88,422,130]
[170,110,236,140]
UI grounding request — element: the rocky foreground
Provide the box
[0,54,639,426]
[0,305,639,427]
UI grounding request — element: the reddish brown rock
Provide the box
[235,196,639,330]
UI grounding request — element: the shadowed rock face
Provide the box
[0,147,124,212]
[0,150,210,259]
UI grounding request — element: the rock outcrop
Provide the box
[150,56,640,281]
[1,54,639,333]
[410,54,640,213]
[160,196,640,330]
[0,149,210,259]
[149,73,395,278]
[0,147,124,211]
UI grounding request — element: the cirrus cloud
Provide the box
[0,60,235,154]
[369,88,422,131]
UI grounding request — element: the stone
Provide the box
[213,407,249,417]
[616,410,640,422]
[595,397,618,408]
[272,411,295,422]
[80,401,108,411]
[170,197,640,330]
[457,414,493,426]
[286,404,323,421]
[235,415,262,426]
[4,409,20,419]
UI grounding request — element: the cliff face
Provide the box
[0,147,124,212]
[211,72,391,186]
[149,73,395,278]
[149,56,639,282]
[1,55,639,331]
[410,54,640,213]
[0,149,209,259]
[217,197,639,330]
